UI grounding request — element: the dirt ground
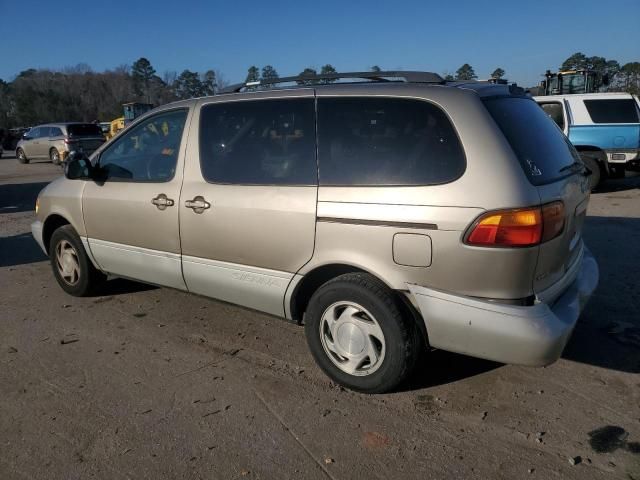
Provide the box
[1,154,639,479]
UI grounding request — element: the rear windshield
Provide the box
[584,99,640,124]
[67,124,103,137]
[484,97,580,186]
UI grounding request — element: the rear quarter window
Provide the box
[484,97,580,186]
[317,97,465,186]
[583,99,640,124]
[67,124,103,137]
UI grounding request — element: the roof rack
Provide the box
[219,70,445,94]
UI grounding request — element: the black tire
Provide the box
[49,225,105,296]
[49,148,61,165]
[16,148,29,164]
[304,272,421,394]
[580,153,601,190]
[609,165,625,179]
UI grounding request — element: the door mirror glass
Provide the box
[64,152,93,180]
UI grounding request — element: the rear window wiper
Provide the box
[558,161,586,174]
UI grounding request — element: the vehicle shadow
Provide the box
[0,182,50,214]
[92,278,158,297]
[401,350,502,391]
[0,232,48,267]
[562,215,640,373]
[594,171,640,194]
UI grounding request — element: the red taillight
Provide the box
[465,202,564,248]
[64,137,78,145]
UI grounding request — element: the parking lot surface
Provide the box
[1,154,639,479]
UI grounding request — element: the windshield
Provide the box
[484,97,581,186]
[67,124,103,137]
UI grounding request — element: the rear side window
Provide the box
[484,97,580,186]
[317,98,465,186]
[50,127,63,137]
[583,99,640,124]
[199,99,317,185]
[538,102,565,130]
[67,124,103,137]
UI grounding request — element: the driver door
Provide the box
[83,107,191,290]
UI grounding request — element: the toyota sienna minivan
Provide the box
[17,122,105,165]
[32,71,598,393]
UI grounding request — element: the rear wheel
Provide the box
[580,153,602,190]
[49,225,105,296]
[304,273,421,393]
[16,148,28,164]
[49,148,61,165]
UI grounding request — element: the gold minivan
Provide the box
[32,71,599,393]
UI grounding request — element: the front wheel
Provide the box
[304,273,421,394]
[49,225,105,296]
[16,148,29,164]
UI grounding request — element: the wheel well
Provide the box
[575,146,609,176]
[289,264,428,345]
[290,264,366,322]
[42,215,70,254]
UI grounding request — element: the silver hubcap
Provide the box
[52,150,59,161]
[319,301,386,376]
[55,240,80,286]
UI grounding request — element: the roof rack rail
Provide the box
[219,70,445,94]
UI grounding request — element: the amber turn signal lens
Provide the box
[466,202,564,248]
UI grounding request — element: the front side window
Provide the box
[539,102,565,130]
[98,109,188,182]
[28,127,41,139]
[317,97,465,186]
[584,99,640,124]
[199,98,317,185]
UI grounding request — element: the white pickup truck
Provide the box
[534,92,640,188]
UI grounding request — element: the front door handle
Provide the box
[151,193,175,210]
[185,196,211,214]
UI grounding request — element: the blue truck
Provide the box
[534,92,640,188]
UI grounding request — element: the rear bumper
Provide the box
[407,246,598,366]
[606,149,640,165]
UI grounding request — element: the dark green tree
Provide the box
[455,64,477,81]
[260,65,279,88]
[174,70,204,99]
[491,68,505,79]
[560,52,588,71]
[371,65,382,72]
[618,62,640,95]
[320,64,337,83]
[297,68,318,85]
[245,66,260,83]
[201,70,217,95]
[131,57,156,102]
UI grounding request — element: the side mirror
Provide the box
[64,151,93,180]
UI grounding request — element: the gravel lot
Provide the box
[1,153,639,479]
